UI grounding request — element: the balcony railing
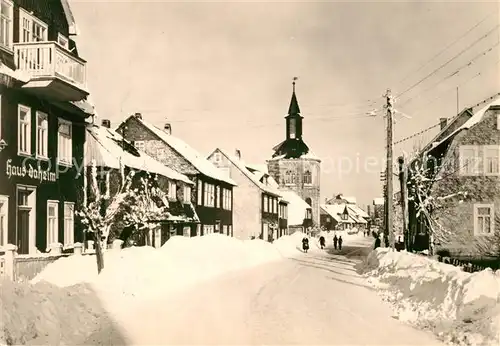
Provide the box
[14,41,86,89]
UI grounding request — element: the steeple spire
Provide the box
[288,77,301,115]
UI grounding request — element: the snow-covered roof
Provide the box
[267,151,321,162]
[321,203,367,224]
[85,125,194,185]
[321,204,344,222]
[133,118,236,186]
[61,0,79,35]
[245,163,268,174]
[342,196,357,204]
[0,63,30,83]
[431,96,500,151]
[213,149,281,197]
[347,204,369,219]
[373,198,384,205]
[278,189,310,226]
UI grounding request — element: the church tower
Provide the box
[266,79,321,227]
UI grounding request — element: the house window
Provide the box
[18,105,31,155]
[134,140,145,152]
[274,199,278,214]
[459,146,480,175]
[484,146,500,175]
[63,202,74,246]
[57,33,69,49]
[223,225,228,235]
[203,225,215,235]
[36,111,48,159]
[284,170,293,184]
[284,205,287,219]
[203,183,215,207]
[474,204,494,236]
[228,225,232,237]
[19,9,48,43]
[213,152,222,163]
[183,185,191,203]
[263,195,268,212]
[168,181,177,199]
[197,180,203,205]
[0,195,8,247]
[0,94,2,139]
[215,186,220,208]
[58,119,72,166]
[47,201,59,246]
[0,0,13,49]
[306,208,312,220]
[304,170,312,184]
[222,188,231,210]
[497,114,500,131]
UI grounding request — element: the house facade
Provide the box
[320,194,369,231]
[116,113,236,237]
[84,120,198,248]
[408,95,500,258]
[0,0,91,254]
[266,80,321,228]
[207,148,288,241]
[278,189,312,235]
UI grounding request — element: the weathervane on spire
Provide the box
[292,76,298,92]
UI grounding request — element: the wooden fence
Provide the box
[0,242,95,282]
[438,256,498,273]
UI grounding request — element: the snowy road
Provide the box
[92,237,443,345]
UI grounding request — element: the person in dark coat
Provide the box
[333,235,338,250]
[319,236,326,249]
[338,236,343,250]
[374,236,381,249]
[302,237,309,253]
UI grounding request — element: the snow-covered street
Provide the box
[88,237,442,345]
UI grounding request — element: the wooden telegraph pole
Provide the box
[385,89,395,250]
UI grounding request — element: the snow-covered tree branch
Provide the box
[123,173,170,247]
[76,160,135,273]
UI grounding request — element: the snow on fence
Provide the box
[0,243,94,281]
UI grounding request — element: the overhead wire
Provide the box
[395,24,500,100]
[395,13,495,87]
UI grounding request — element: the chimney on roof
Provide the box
[235,149,241,160]
[134,112,142,119]
[164,123,171,135]
[101,119,111,128]
[439,118,448,130]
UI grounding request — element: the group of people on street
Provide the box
[302,234,344,253]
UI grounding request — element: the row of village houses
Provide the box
[0,0,371,255]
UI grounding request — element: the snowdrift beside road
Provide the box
[32,232,315,301]
[359,248,500,346]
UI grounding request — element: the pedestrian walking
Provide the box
[319,236,325,249]
[333,235,338,250]
[374,236,381,249]
[338,236,343,250]
[302,237,309,253]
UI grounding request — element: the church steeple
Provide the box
[286,78,303,140]
[270,78,310,159]
[288,79,301,115]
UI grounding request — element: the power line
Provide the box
[395,24,500,99]
[410,57,500,114]
[398,41,500,109]
[396,13,495,87]
[393,122,444,146]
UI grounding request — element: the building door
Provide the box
[17,187,35,255]
[262,223,269,241]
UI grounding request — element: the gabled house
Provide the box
[321,194,369,231]
[407,94,500,257]
[278,189,312,234]
[207,148,289,241]
[0,0,93,255]
[116,113,237,237]
[84,119,198,248]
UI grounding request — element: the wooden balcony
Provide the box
[14,42,89,102]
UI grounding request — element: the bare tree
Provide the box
[407,155,467,255]
[76,161,134,273]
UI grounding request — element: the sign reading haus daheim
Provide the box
[6,159,57,183]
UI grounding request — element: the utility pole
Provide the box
[456,87,459,114]
[385,89,395,250]
[398,156,408,250]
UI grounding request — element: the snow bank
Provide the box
[0,278,127,345]
[32,232,313,303]
[359,248,500,346]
